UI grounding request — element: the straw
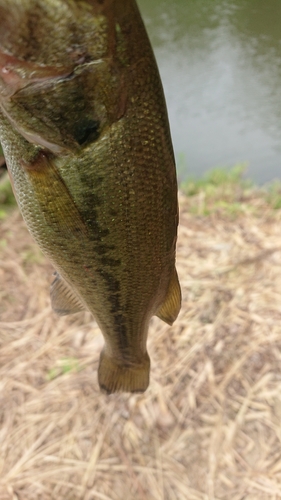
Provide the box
[1,184,281,499]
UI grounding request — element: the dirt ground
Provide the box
[1,180,281,499]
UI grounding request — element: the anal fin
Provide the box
[50,272,85,316]
[156,268,181,326]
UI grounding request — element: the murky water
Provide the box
[138,0,281,183]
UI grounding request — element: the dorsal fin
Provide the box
[156,268,181,326]
[50,272,85,316]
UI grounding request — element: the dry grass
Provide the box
[1,177,281,499]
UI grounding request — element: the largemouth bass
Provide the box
[0,0,181,393]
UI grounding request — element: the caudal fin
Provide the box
[98,350,150,394]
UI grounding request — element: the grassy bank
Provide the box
[0,167,281,499]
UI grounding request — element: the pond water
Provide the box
[138,0,281,184]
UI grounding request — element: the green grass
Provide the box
[181,163,251,196]
[180,163,255,217]
[47,357,82,381]
[265,180,281,209]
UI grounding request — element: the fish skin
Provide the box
[0,0,181,393]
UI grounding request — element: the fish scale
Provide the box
[0,0,181,393]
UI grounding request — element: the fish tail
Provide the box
[98,350,150,394]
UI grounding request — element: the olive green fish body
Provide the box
[0,0,181,393]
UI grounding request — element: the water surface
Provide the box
[138,0,281,183]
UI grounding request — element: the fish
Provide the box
[0,0,181,394]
